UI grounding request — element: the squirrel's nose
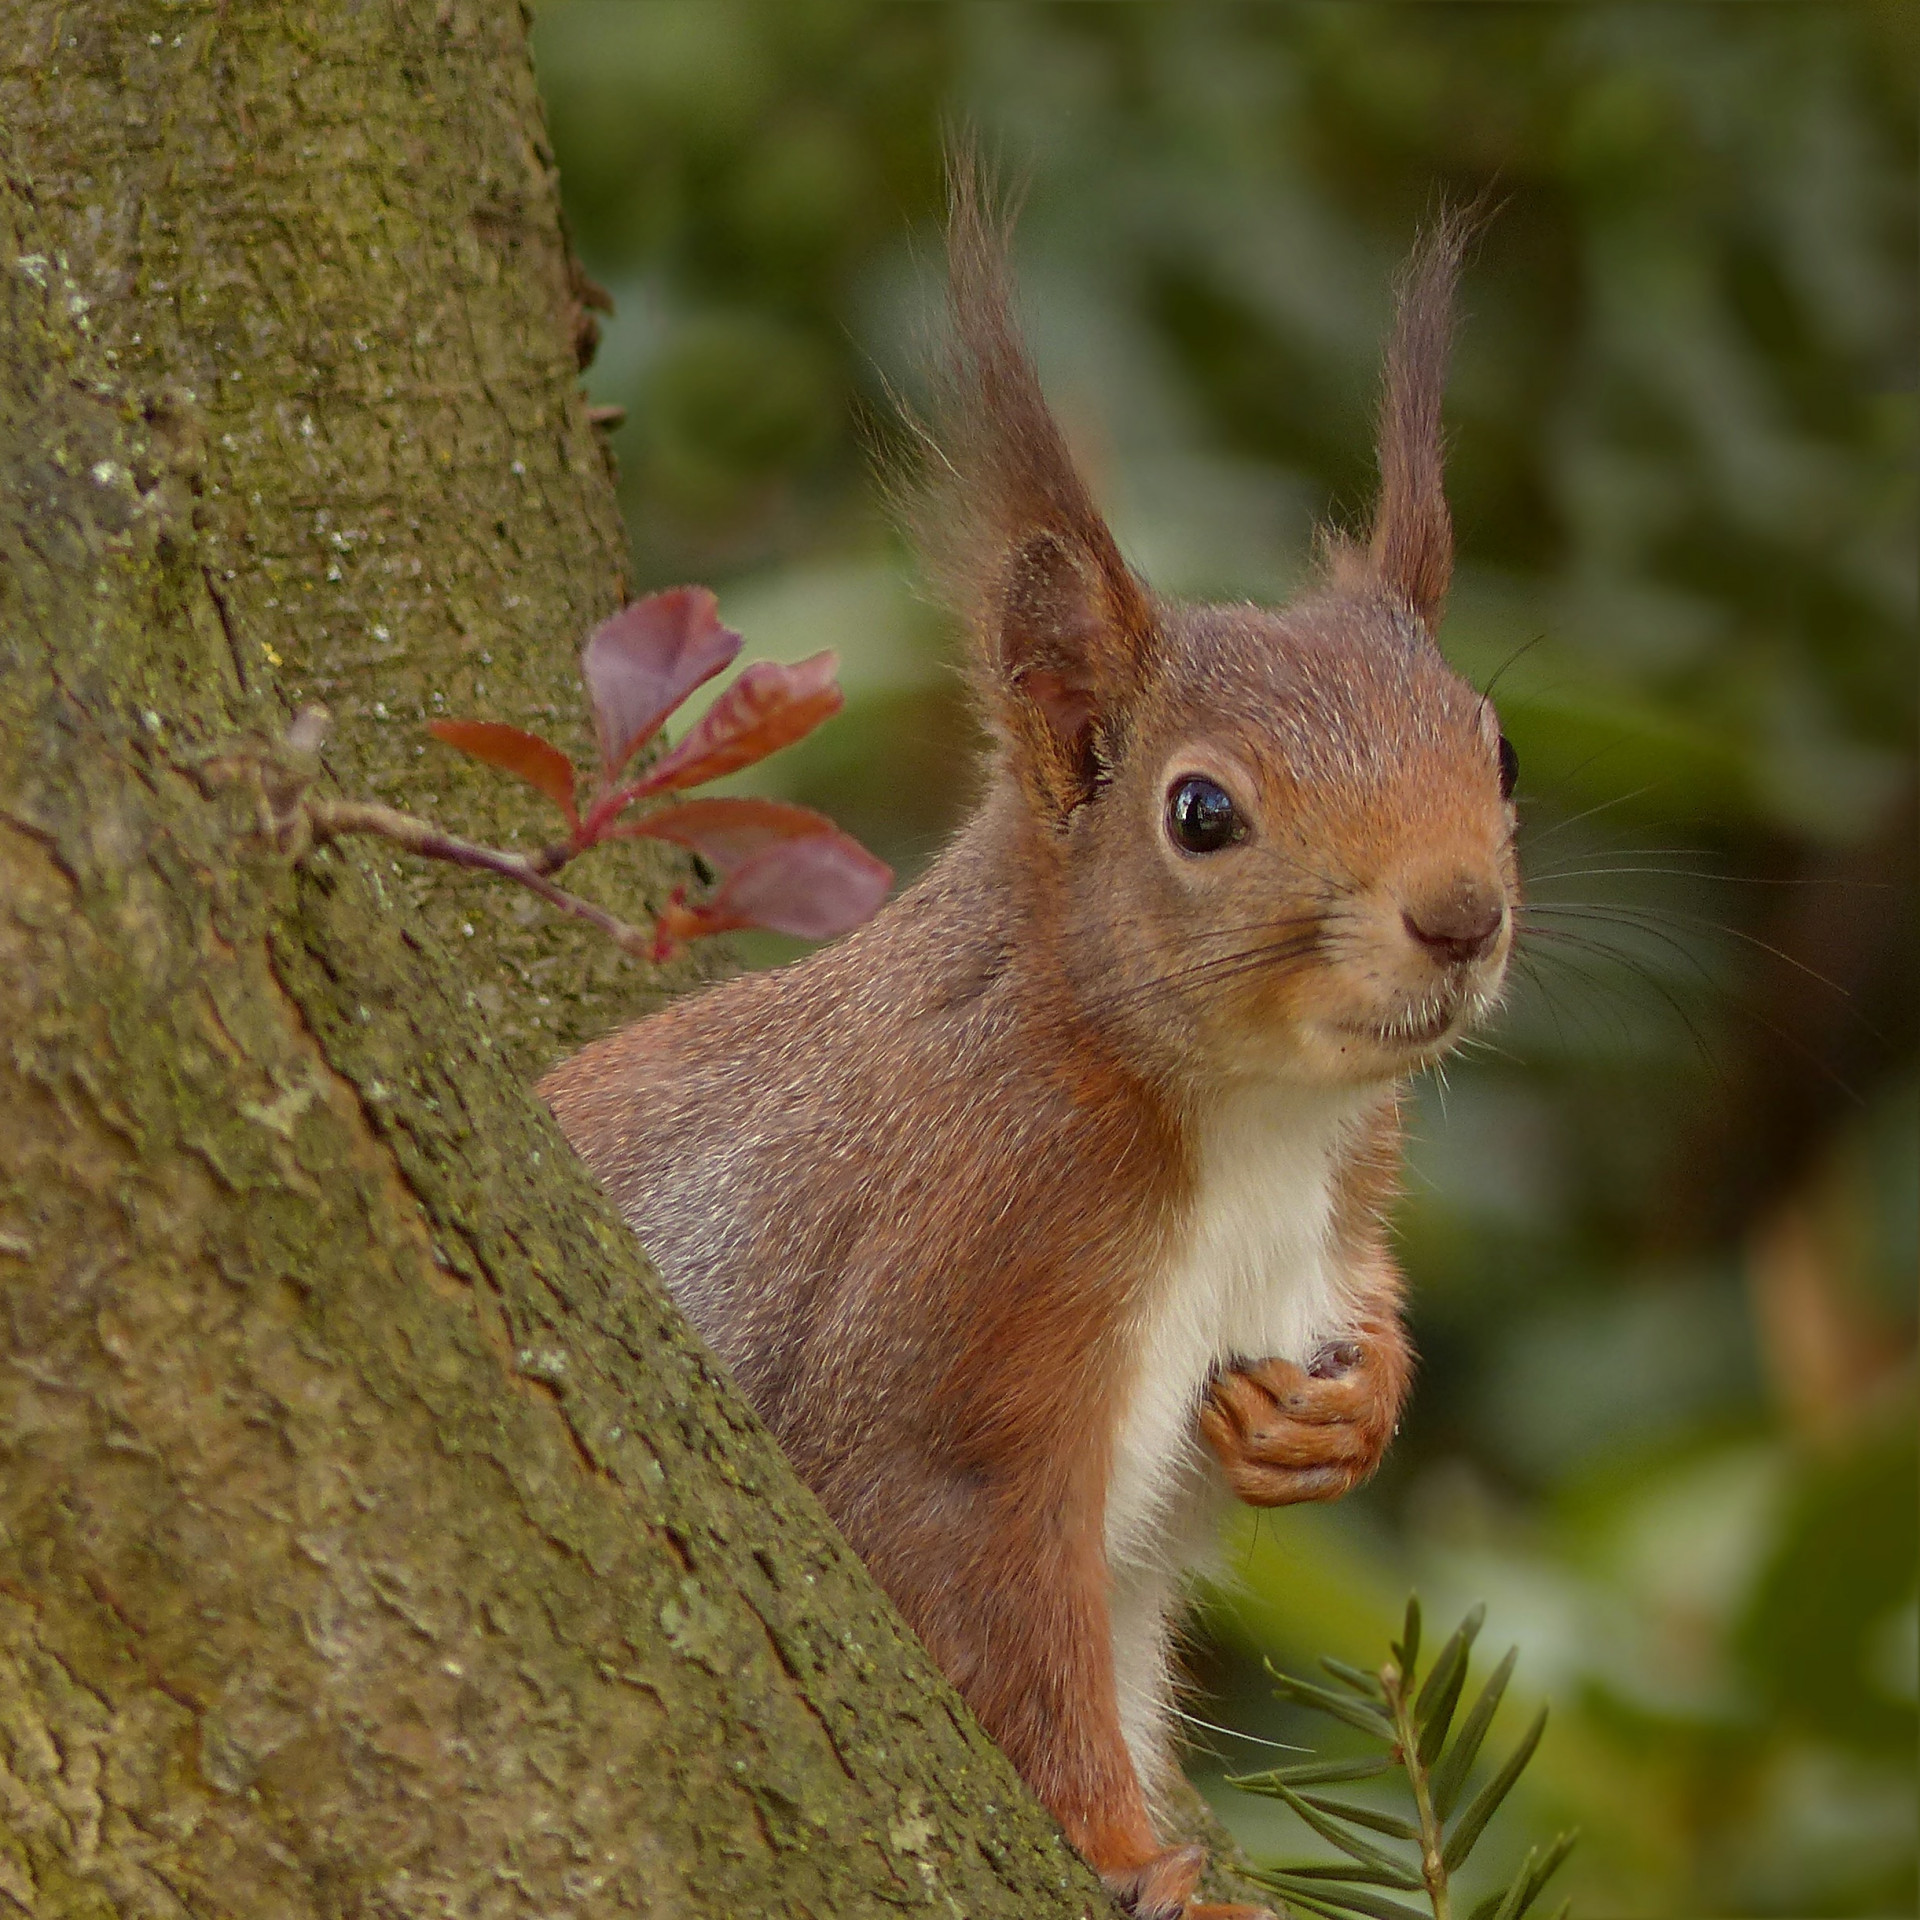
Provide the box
[1400,878,1505,966]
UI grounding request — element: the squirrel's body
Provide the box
[545,178,1514,1919]
[550,785,1395,1796]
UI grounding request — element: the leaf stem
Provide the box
[1384,1659,1450,1920]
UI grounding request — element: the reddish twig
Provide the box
[195,704,655,959]
[304,798,655,958]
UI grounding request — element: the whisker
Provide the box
[1528,844,1730,867]
[1450,1031,1523,1068]
[1478,630,1549,712]
[1176,912,1337,948]
[1515,781,1658,854]
[1519,925,1726,1081]
[1521,905,1735,1003]
[1511,941,1651,1057]
[1168,1707,1307,1755]
[1100,933,1328,1011]
[1523,899,1866,1016]
[1521,912,1872,1098]
[1526,859,1890,892]
[1522,921,1863,1104]
[1494,951,1576,1051]
[1523,944,1668,1057]
[1451,1036,1512,1067]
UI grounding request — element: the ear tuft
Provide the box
[1364,207,1478,630]
[900,142,1155,819]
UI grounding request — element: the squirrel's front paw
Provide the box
[1199,1340,1397,1506]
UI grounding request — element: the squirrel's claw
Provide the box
[1106,1843,1204,1919]
[1199,1347,1397,1507]
[1109,1846,1274,1920]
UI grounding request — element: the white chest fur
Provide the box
[1106,1077,1365,1575]
[1104,1077,1369,1788]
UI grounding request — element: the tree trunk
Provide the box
[0,5,1265,1915]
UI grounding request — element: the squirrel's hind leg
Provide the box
[1109,1847,1276,1920]
[897,1497,1231,1915]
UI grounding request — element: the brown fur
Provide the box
[541,174,1516,1916]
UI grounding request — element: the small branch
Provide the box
[196,704,657,960]
[307,798,654,958]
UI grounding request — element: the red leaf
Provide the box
[613,796,842,870]
[631,651,842,797]
[705,830,893,941]
[427,719,579,827]
[648,829,891,958]
[582,586,742,781]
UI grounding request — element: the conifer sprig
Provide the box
[1230,1598,1575,1920]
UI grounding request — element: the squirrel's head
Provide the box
[916,167,1517,1092]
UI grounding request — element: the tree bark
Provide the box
[0,5,1266,1915]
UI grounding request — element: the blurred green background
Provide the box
[527,5,1916,1913]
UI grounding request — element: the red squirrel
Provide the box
[541,177,1518,1920]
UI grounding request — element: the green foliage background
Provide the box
[528,5,1916,1913]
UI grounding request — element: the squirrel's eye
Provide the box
[1166,775,1244,854]
[1496,734,1520,801]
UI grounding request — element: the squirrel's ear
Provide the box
[909,149,1156,818]
[986,522,1153,817]
[1351,211,1473,631]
